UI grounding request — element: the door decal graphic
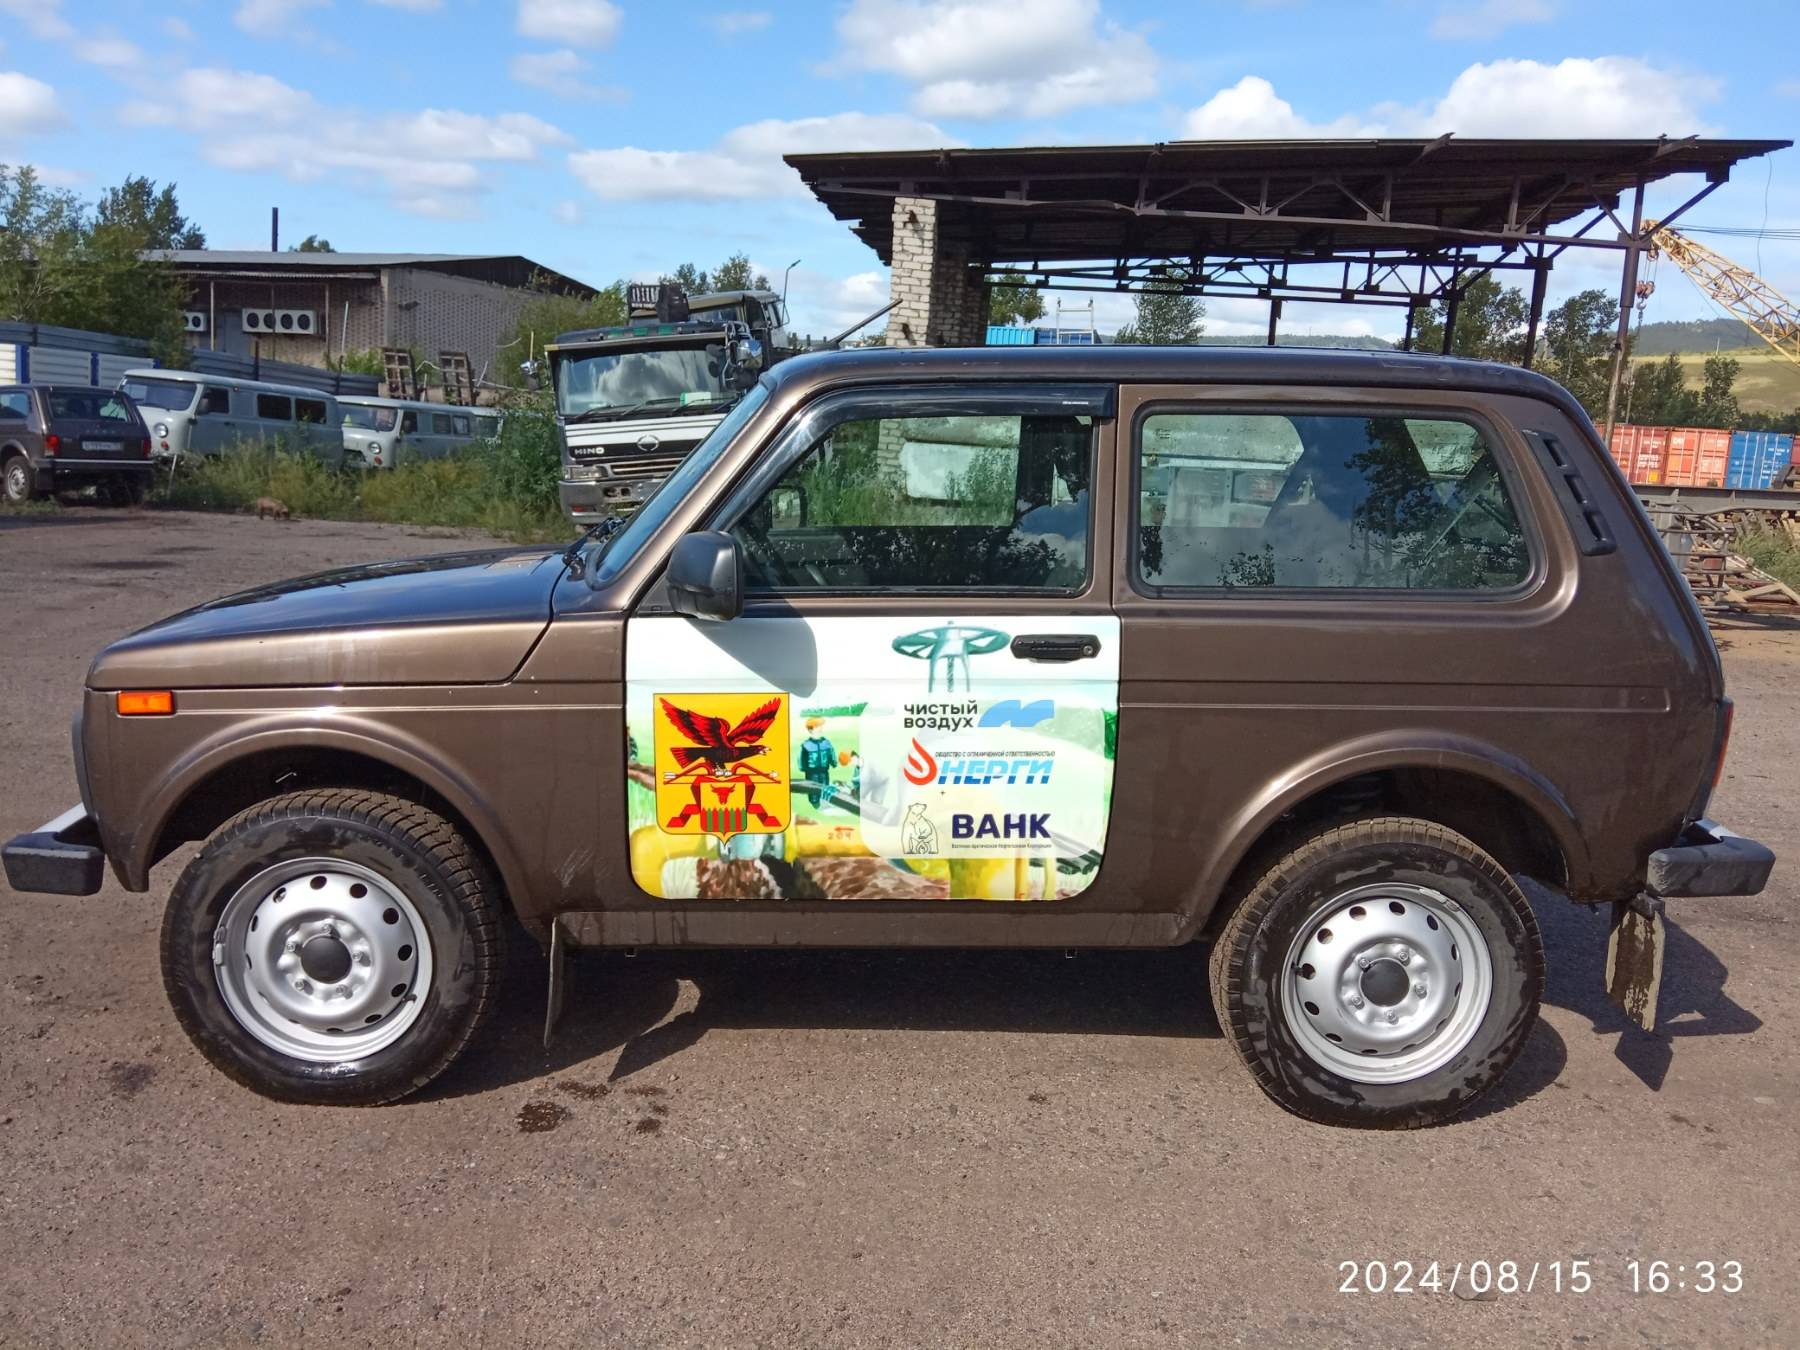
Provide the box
[625,615,1118,903]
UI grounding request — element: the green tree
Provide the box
[1540,288,1620,418]
[663,261,710,294]
[1413,273,1528,362]
[496,277,630,387]
[0,165,187,361]
[1696,352,1742,429]
[95,174,206,249]
[711,251,770,292]
[1113,272,1204,345]
[987,270,1045,327]
[1628,353,1695,425]
[291,234,335,253]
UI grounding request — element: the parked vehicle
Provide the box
[338,396,501,470]
[0,383,154,505]
[549,284,785,521]
[5,346,1774,1127]
[119,369,344,468]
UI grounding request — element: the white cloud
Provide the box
[709,9,771,34]
[1183,57,1718,141]
[0,0,72,41]
[508,49,626,101]
[784,267,892,339]
[234,0,330,37]
[1431,0,1554,40]
[162,17,196,40]
[74,33,144,68]
[835,0,1155,119]
[517,0,620,47]
[1183,76,1378,139]
[122,68,570,217]
[0,71,65,135]
[569,111,957,201]
[553,199,584,225]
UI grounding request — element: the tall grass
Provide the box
[1737,528,1800,592]
[159,412,570,543]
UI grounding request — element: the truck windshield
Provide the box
[121,377,198,413]
[555,344,735,421]
[588,381,771,588]
[341,406,399,431]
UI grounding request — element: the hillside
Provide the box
[1629,346,1800,415]
[1632,317,1756,355]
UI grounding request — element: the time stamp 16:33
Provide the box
[1336,1259,1745,1296]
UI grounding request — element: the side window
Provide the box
[0,391,29,420]
[731,409,1092,591]
[432,412,455,435]
[1135,410,1530,591]
[198,386,231,416]
[400,411,418,434]
[255,393,292,421]
[451,414,471,436]
[294,398,327,424]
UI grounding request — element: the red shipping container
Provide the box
[1607,425,1639,477]
[1697,428,1730,486]
[1663,427,1701,486]
[1633,426,1669,484]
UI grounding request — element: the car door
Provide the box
[622,383,1122,904]
[187,385,236,455]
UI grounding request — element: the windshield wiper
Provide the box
[565,396,695,425]
[561,514,627,576]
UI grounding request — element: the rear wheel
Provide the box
[106,475,149,506]
[2,453,33,504]
[1209,816,1543,1129]
[161,789,503,1105]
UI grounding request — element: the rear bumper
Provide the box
[1646,819,1774,898]
[41,459,154,487]
[2,806,106,897]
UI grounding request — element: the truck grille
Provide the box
[570,454,687,480]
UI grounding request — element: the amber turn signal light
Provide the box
[116,690,175,716]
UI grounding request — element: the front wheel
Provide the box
[1209,817,1543,1129]
[161,789,503,1105]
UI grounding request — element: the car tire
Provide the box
[161,789,504,1105]
[2,452,34,504]
[1209,816,1543,1130]
[106,475,149,507]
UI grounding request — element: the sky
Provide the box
[1,0,1797,342]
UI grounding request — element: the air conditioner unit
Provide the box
[241,308,318,336]
[181,311,208,333]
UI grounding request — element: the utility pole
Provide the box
[1602,179,1646,446]
[270,207,279,253]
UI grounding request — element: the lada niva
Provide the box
[5,346,1773,1127]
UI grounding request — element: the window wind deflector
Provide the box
[1526,430,1616,557]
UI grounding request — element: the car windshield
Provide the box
[50,391,135,421]
[588,381,771,588]
[342,405,399,431]
[554,343,736,420]
[120,377,197,413]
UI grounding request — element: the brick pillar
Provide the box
[886,196,991,347]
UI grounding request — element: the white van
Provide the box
[119,369,344,469]
[338,396,502,470]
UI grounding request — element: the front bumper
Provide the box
[3,806,106,896]
[560,475,656,520]
[1645,818,1774,898]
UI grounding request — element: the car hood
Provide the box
[88,547,566,689]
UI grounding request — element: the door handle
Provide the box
[1010,633,1101,662]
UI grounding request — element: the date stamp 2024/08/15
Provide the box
[1337,1259,1745,1297]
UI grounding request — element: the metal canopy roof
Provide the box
[787,138,1789,270]
[146,250,597,296]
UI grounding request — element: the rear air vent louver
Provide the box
[1527,430,1616,557]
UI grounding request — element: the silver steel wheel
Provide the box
[1279,882,1494,1085]
[3,457,30,503]
[211,859,434,1063]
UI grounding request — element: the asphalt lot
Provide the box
[2,506,1797,1348]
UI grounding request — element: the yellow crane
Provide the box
[1645,219,1800,365]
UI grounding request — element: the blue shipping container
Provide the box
[1726,431,1793,489]
[985,324,1036,345]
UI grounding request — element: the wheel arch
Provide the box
[1180,731,1585,943]
[130,722,529,920]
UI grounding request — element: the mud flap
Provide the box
[1605,893,1665,1032]
[542,916,568,1049]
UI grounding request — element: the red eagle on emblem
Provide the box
[659,696,783,776]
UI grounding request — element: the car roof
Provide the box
[121,368,340,401]
[338,395,493,413]
[761,343,1590,413]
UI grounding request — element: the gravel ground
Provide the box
[2,507,1796,1348]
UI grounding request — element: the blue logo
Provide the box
[952,812,1051,841]
[978,698,1054,729]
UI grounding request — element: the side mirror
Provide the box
[519,358,541,392]
[666,531,743,622]
[768,485,807,530]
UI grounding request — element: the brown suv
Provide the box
[3,347,1773,1127]
[0,384,154,504]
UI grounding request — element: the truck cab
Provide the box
[552,285,784,521]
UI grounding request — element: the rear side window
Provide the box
[48,391,133,421]
[256,394,292,421]
[732,411,1092,591]
[1136,411,1530,591]
[432,413,454,435]
[451,414,471,436]
[0,391,30,420]
[294,398,327,424]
